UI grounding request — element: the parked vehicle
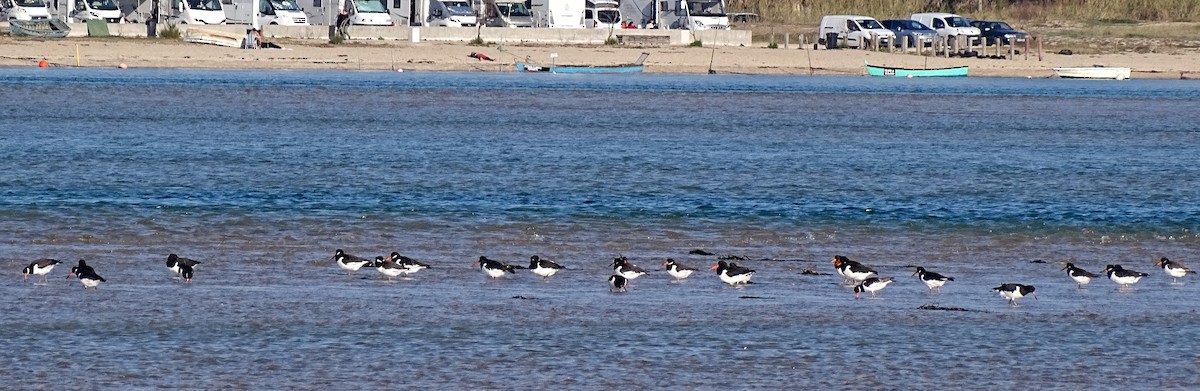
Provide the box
[970,20,1027,45]
[817,15,895,49]
[484,0,531,27]
[297,0,392,26]
[1,0,52,21]
[909,12,979,43]
[880,19,934,48]
[170,0,227,24]
[223,0,308,25]
[583,0,618,29]
[529,0,583,28]
[657,0,729,30]
[70,0,122,23]
[428,0,475,26]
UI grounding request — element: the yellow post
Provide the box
[76,44,81,67]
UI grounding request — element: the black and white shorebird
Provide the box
[831,255,876,284]
[608,274,628,292]
[854,276,894,299]
[1156,257,1195,284]
[334,249,372,276]
[912,267,953,294]
[1062,262,1099,289]
[165,254,202,277]
[710,260,755,285]
[992,283,1036,306]
[373,256,405,281]
[1104,264,1148,288]
[611,257,647,281]
[388,252,431,277]
[475,256,521,280]
[179,263,195,284]
[22,258,62,284]
[663,258,696,280]
[527,255,564,281]
[66,259,106,289]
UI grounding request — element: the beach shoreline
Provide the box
[2,36,1198,79]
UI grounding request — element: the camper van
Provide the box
[817,15,895,49]
[583,0,618,29]
[170,0,227,23]
[657,0,728,30]
[427,0,474,26]
[483,0,530,27]
[1,0,52,21]
[70,0,122,23]
[223,0,308,25]
[529,0,582,28]
[910,12,980,42]
[299,0,392,25]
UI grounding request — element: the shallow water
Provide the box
[2,68,1199,389]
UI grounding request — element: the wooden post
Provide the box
[901,35,909,54]
[771,32,776,48]
[784,33,789,49]
[872,33,879,51]
[1008,40,1014,59]
[944,36,951,58]
[1037,36,1043,61]
[1024,38,1029,60]
[967,35,973,56]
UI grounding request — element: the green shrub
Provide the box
[159,23,181,39]
[689,39,703,47]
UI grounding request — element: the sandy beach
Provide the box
[2,35,1199,78]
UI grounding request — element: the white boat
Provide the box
[1053,66,1131,80]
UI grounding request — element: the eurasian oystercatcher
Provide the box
[1156,257,1195,284]
[373,256,405,281]
[831,255,876,284]
[608,274,628,292]
[1062,262,1099,289]
[992,283,1036,305]
[475,256,520,280]
[388,252,431,277]
[179,263,195,284]
[663,258,696,280]
[166,254,202,276]
[854,276,894,299]
[22,258,61,284]
[1104,264,1148,288]
[912,267,953,294]
[527,255,564,281]
[66,259,106,289]
[710,260,754,285]
[334,249,372,276]
[611,257,647,281]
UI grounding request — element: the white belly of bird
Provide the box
[532,267,557,278]
[1110,274,1142,285]
[619,270,645,280]
[377,266,404,278]
[999,290,1021,301]
[846,270,875,282]
[667,268,693,279]
[865,280,892,293]
[401,265,428,275]
[1070,274,1091,285]
[719,271,752,285]
[483,267,507,279]
[921,278,946,289]
[80,278,103,288]
[338,261,366,272]
[1166,267,1189,278]
[33,265,56,276]
[169,264,182,274]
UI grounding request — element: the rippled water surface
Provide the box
[2,68,1199,389]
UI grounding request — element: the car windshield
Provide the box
[85,0,119,10]
[444,1,472,15]
[497,3,529,17]
[686,0,725,17]
[946,16,971,27]
[353,0,385,13]
[992,21,1013,30]
[269,0,300,11]
[15,0,46,6]
[856,19,883,29]
[596,9,619,23]
[902,20,929,30]
[187,0,222,10]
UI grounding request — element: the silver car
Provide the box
[881,19,936,48]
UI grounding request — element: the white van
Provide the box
[428,0,475,26]
[70,0,122,23]
[1,0,52,21]
[910,12,980,42]
[171,0,227,24]
[817,15,895,49]
[530,0,583,28]
[223,0,308,25]
[484,0,531,27]
[584,0,618,29]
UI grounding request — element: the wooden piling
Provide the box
[1037,36,1043,61]
[784,33,789,49]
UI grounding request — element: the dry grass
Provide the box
[727,0,1200,25]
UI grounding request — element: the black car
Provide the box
[880,19,936,48]
[970,20,1028,45]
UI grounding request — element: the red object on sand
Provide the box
[468,52,494,61]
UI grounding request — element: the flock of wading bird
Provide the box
[20,250,1195,306]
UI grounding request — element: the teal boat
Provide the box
[865,61,968,77]
[517,52,648,74]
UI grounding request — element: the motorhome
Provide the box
[657,0,728,30]
[583,0,618,29]
[483,0,529,27]
[223,0,308,25]
[170,0,227,23]
[910,12,980,43]
[69,0,122,23]
[529,0,581,28]
[427,0,474,26]
[817,15,895,49]
[1,0,52,21]
[299,0,392,26]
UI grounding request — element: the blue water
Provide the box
[2,68,1199,389]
